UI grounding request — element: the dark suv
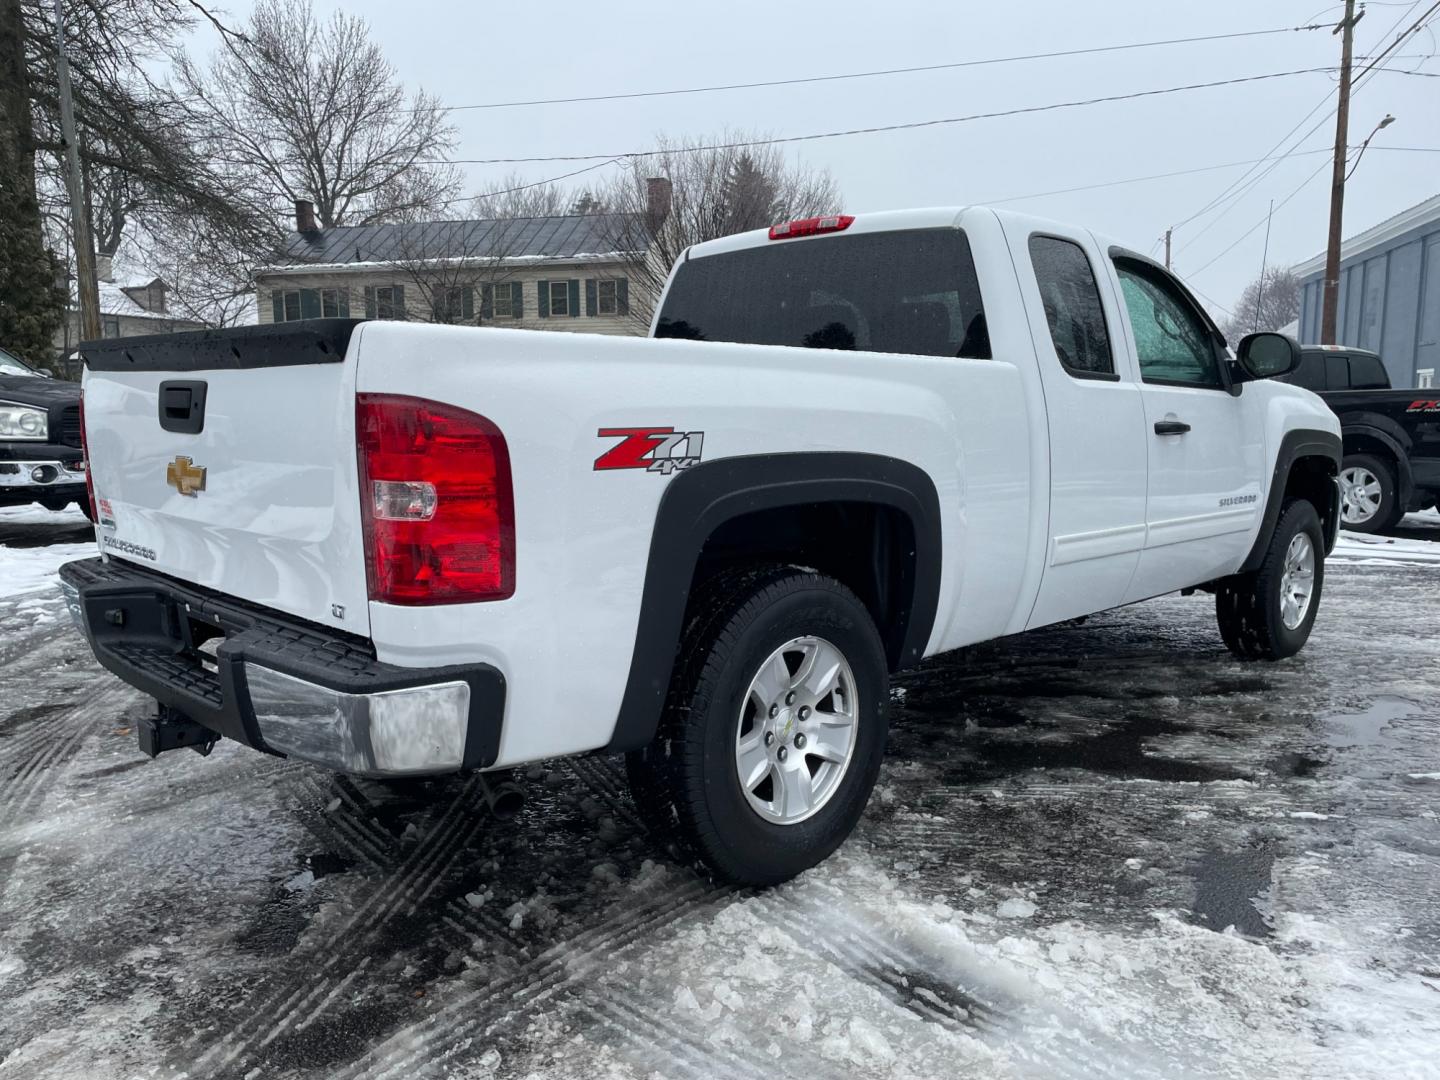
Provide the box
[1278,345,1438,533]
[0,346,89,517]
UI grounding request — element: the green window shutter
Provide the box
[585,279,597,316]
[363,286,376,319]
[567,279,580,317]
[511,281,524,319]
[617,279,629,316]
[480,284,493,321]
[271,290,284,323]
[299,289,321,319]
[537,279,550,318]
[394,284,406,320]
[462,286,474,321]
[338,289,350,317]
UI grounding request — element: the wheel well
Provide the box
[1342,432,1399,468]
[1284,454,1338,537]
[690,501,918,671]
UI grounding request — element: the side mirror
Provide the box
[1236,331,1300,380]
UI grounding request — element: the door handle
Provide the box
[1154,419,1191,436]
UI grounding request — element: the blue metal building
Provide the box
[1294,193,1440,389]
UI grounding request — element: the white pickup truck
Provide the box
[63,207,1341,884]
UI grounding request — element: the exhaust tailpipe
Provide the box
[479,775,525,821]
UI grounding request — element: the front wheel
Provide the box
[1215,499,1325,661]
[1338,453,1402,534]
[626,568,889,886]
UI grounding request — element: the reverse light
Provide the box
[768,214,855,240]
[356,394,515,605]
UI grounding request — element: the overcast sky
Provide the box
[193,0,1438,323]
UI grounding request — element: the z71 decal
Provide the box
[594,427,705,474]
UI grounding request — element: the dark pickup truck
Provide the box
[1278,345,1439,533]
[0,345,89,516]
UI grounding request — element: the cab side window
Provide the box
[1113,260,1222,388]
[1029,235,1115,378]
[1290,355,1326,392]
[1325,354,1350,390]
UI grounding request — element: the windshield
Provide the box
[656,227,990,359]
[0,347,39,377]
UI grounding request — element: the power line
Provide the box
[425,24,1331,112]
[1173,3,1436,256]
[1188,157,1332,277]
[431,68,1346,166]
[1170,0,1431,235]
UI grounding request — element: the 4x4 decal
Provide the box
[594,427,704,474]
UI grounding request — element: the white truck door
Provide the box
[1105,255,1263,601]
[1000,223,1149,629]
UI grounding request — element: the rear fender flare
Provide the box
[1340,419,1414,505]
[605,452,942,753]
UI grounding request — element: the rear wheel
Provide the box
[1216,499,1325,661]
[1338,453,1402,534]
[626,567,889,886]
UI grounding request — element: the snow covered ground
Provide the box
[1,516,1438,1079]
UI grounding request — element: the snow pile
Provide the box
[0,540,93,600]
[1331,530,1440,565]
[0,503,88,526]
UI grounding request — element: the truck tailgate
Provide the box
[80,321,370,636]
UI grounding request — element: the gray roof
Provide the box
[273,213,644,268]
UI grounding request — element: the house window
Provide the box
[432,286,472,322]
[549,280,569,316]
[597,279,619,315]
[102,315,121,338]
[273,287,348,322]
[320,288,348,318]
[481,282,522,320]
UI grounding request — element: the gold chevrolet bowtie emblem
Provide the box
[166,455,206,497]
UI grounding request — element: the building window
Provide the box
[431,286,472,322]
[273,287,349,322]
[102,315,121,338]
[597,279,618,315]
[549,280,569,316]
[361,285,405,320]
[481,281,522,320]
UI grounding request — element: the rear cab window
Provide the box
[656,228,990,359]
[1028,235,1115,379]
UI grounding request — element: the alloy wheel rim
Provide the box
[1279,532,1316,630]
[1339,466,1382,524]
[734,635,857,826]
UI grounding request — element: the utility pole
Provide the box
[52,0,101,343]
[1164,228,1172,271]
[1320,0,1362,345]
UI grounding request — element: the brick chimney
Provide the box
[295,198,319,234]
[644,177,672,234]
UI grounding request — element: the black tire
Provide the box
[626,566,889,886]
[76,499,94,522]
[1216,499,1325,661]
[1339,452,1402,534]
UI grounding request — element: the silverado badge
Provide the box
[166,455,207,497]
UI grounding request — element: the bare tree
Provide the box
[1225,267,1302,342]
[178,0,461,228]
[383,218,533,327]
[598,132,841,328]
[467,172,570,220]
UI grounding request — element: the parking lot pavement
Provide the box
[1,510,1438,1080]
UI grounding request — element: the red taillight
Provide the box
[79,391,97,522]
[768,214,855,240]
[356,394,515,605]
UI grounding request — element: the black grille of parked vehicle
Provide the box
[55,405,82,448]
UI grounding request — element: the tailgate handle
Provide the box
[158,380,207,435]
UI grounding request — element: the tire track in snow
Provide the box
[339,874,728,1080]
[180,774,497,1077]
[0,685,137,835]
